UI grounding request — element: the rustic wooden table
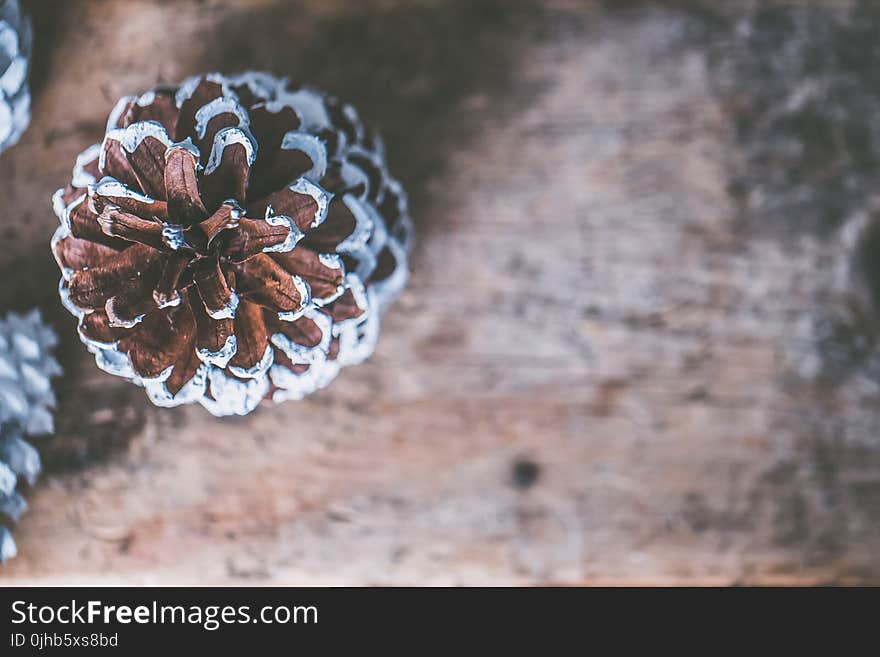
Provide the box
[1,0,878,584]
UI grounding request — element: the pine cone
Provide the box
[52,72,412,417]
[0,0,31,153]
[0,310,61,563]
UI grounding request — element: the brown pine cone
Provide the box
[52,72,411,416]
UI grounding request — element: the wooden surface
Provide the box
[1,0,879,585]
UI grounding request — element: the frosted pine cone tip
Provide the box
[52,72,412,417]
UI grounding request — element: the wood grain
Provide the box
[0,0,878,584]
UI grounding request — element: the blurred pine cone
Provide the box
[53,73,412,417]
[0,310,61,563]
[0,0,31,153]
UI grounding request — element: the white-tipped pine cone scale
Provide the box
[0,0,31,153]
[52,72,412,416]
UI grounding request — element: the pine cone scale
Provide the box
[247,180,328,233]
[201,138,252,210]
[66,196,125,248]
[270,249,344,302]
[97,206,166,250]
[165,332,202,396]
[52,232,123,273]
[228,300,270,375]
[79,309,123,346]
[164,143,207,223]
[153,251,190,308]
[175,79,226,140]
[90,177,170,222]
[191,291,234,361]
[127,137,170,200]
[117,307,191,379]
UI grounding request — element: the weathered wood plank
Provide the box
[0,0,878,584]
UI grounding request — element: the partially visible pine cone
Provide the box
[0,310,61,563]
[53,72,412,416]
[0,0,31,153]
